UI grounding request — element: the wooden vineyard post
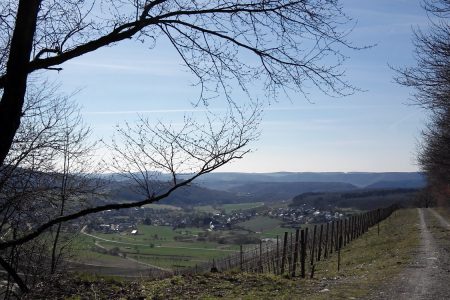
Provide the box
[363,213,366,234]
[351,216,355,241]
[356,216,359,238]
[310,225,317,274]
[266,243,271,273]
[324,222,329,259]
[254,246,258,272]
[292,229,300,277]
[304,227,309,262]
[240,245,243,271]
[305,227,309,248]
[281,232,288,275]
[335,220,340,252]
[367,212,370,232]
[359,215,363,236]
[272,249,277,275]
[348,218,351,245]
[362,214,365,234]
[317,224,323,261]
[360,215,364,236]
[211,258,217,273]
[337,235,343,272]
[276,235,280,274]
[346,218,349,245]
[259,240,263,273]
[348,217,352,242]
[300,229,306,278]
[288,232,293,274]
[330,221,334,254]
[310,225,316,266]
[377,209,380,236]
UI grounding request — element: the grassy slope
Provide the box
[59,208,420,299]
[307,208,420,299]
[141,209,420,299]
[434,205,450,219]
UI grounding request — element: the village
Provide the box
[84,203,347,235]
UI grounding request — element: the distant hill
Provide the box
[106,181,241,206]
[106,180,357,206]
[101,171,425,206]
[290,188,419,210]
[194,172,426,190]
[225,181,357,202]
[365,180,426,189]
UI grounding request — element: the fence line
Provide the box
[184,204,398,278]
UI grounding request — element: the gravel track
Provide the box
[369,208,450,300]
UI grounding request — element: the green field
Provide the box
[194,202,265,214]
[235,215,295,238]
[238,216,281,232]
[194,205,220,214]
[222,202,264,213]
[142,203,182,210]
[73,225,241,271]
[71,203,291,274]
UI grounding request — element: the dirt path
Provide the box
[369,208,450,300]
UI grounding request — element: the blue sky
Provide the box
[48,0,429,173]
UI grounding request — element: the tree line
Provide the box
[396,0,450,206]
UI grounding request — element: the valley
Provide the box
[67,173,422,276]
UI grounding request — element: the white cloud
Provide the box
[66,60,184,77]
[83,108,217,115]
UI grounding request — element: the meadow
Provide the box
[70,204,288,275]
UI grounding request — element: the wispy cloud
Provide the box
[83,108,215,115]
[265,104,400,111]
[84,104,402,116]
[66,60,183,77]
[388,111,422,130]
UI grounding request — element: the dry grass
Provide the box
[140,209,421,299]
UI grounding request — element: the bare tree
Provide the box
[0,0,359,166]
[0,88,259,294]
[109,103,261,198]
[0,0,361,293]
[417,110,450,204]
[0,82,100,295]
[48,97,100,275]
[395,0,450,205]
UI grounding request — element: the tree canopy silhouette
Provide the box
[396,0,450,204]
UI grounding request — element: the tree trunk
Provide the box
[0,0,41,166]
